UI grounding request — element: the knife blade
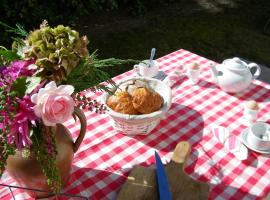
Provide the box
[155,151,173,200]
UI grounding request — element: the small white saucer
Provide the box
[136,71,166,81]
[241,128,270,154]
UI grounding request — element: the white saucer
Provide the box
[241,128,270,154]
[136,71,166,81]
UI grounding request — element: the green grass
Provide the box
[1,0,269,78]
[74,0,270,77]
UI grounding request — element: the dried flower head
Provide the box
[22,24,89,83]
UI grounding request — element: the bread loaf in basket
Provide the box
[102,77,172,135]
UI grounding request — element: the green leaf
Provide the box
[0,49,20,65]
[26,77,42,94]
[66,54,139,92]
[66,59,110,92]
[0,22,28,37]
[12,77,27,97]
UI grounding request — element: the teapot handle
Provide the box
[248,63,261,80]
[73,107,87,153]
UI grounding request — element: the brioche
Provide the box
[131,87,163,114]
[107,91,139,115]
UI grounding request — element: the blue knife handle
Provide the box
[155,151,173,200]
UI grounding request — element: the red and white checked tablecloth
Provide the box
[1,49,270,200]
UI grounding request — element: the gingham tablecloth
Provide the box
[1,49,270,200]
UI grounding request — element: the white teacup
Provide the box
[246,122,270,151]
[134,60,159,78]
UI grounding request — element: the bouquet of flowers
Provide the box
[0,21,135,192]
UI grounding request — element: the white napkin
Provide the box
[211,125,248,161]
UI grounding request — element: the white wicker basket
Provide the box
[102,77,172,135]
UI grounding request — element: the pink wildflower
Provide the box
[0,59,36,86]
[8,96,38,149]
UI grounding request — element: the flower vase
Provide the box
[5,107,87,198]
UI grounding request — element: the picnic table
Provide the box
[1,49,270,200]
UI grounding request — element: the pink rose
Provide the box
[31,81,75,126]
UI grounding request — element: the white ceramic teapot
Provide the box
[210,57,261,93]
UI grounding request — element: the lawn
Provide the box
[72,0,270,77]
[1,0,269,78]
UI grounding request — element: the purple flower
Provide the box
[0,59,38,149]
[10,59,36,77]
[8,95,38,149]
[0,59,36,86]
[0,66,7,73]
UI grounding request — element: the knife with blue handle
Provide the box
[155,151,173,200]
[117,141,209,200]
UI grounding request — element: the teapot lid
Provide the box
[223,57,247,71]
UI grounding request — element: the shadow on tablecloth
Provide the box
[222,82,270,103]
[63,165,127,200]
[129,102,205,154]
